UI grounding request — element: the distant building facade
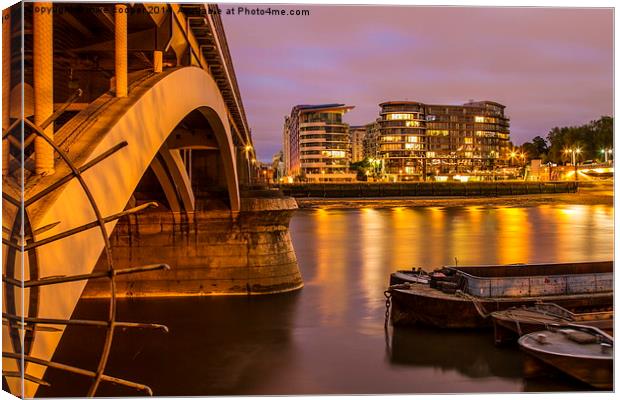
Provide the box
[363,121,380,160]
[282,104,357,182]
[349,126,366,162]
[374,100,510,180]
[272,151,285,181]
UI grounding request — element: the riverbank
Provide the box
[294,182,613,209]
[277,181,577,198]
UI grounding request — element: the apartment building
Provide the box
[375,100,510,180]
[362,121,380,159]
[282,104,357,182]
[349,126,366,163]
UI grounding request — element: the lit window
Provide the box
[382,136,396,142]
[382,144,402,151]
[322,150,346,158]
[474,116,485,123]
[426,152,436,158]
[406,136,419,143]
[387,113,415,120]
[464,137,473,144]
[405,120,420,127]
[405,143,422,150]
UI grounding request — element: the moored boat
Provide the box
[389,268,430,285]
[491,303,613,344]
[386,261,613,329]
[518,325,613,390]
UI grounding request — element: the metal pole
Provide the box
[153,50,163,73]
[34,2,55,175]
[115,4,128,97]
[2,8,10,175]
[573,151,578,181]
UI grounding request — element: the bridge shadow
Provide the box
[38,291,301,396]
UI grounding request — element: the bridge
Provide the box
[2,3,302,397]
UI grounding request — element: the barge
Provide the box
[491,303,613,344]
[387,261,613,329]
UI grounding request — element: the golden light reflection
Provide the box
[389,208,423,268]
[496,207,531,264]
[426,207,450,266]
[305,203,613,327]
[445,206,487,266]
[554,205,595,262]
[313,208,348,325]
[359,208,387,320]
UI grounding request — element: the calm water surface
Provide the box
[41,204,613,396]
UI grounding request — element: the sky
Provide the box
[221,5,613,161]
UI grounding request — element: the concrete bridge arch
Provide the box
[6,66,251,396]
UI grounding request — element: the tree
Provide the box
[532,136,549,155]
[520,136,549,162]
[349,158,371,181]
[545,116,613,164]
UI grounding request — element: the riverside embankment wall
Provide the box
[276,181,578,198]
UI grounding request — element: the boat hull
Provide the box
[389,285,613,329]
[519,331,613,390]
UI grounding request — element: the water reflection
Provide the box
[40,294,301,396]
[40,204,613,396]
[496,207,531,263]
[387,325,523,380]
[386,326,591,392]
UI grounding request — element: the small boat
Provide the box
[386,261,612,329]
[519,325,613,390]
[492,303,613,344]
[389,268,430,285]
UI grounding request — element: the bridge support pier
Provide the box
[82,196,303,297]
[114,4,128,97]
[153,50,163,73]
[2,8,10,176]
[33,1,54,175]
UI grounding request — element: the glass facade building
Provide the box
[376,101,510,180]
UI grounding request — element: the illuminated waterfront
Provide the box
[40,204,613,396]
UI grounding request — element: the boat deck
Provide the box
[493,308,570,325]
[393,284,612,305]
[520,330,612,359]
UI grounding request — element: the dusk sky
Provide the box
[222,5,613,161]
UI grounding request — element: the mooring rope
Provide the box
[456,290,491,319]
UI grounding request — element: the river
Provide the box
[39,203,613,396]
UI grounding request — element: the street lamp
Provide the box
[564,147,581,181]
[601,148,613,163]
[509,151,517,167]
